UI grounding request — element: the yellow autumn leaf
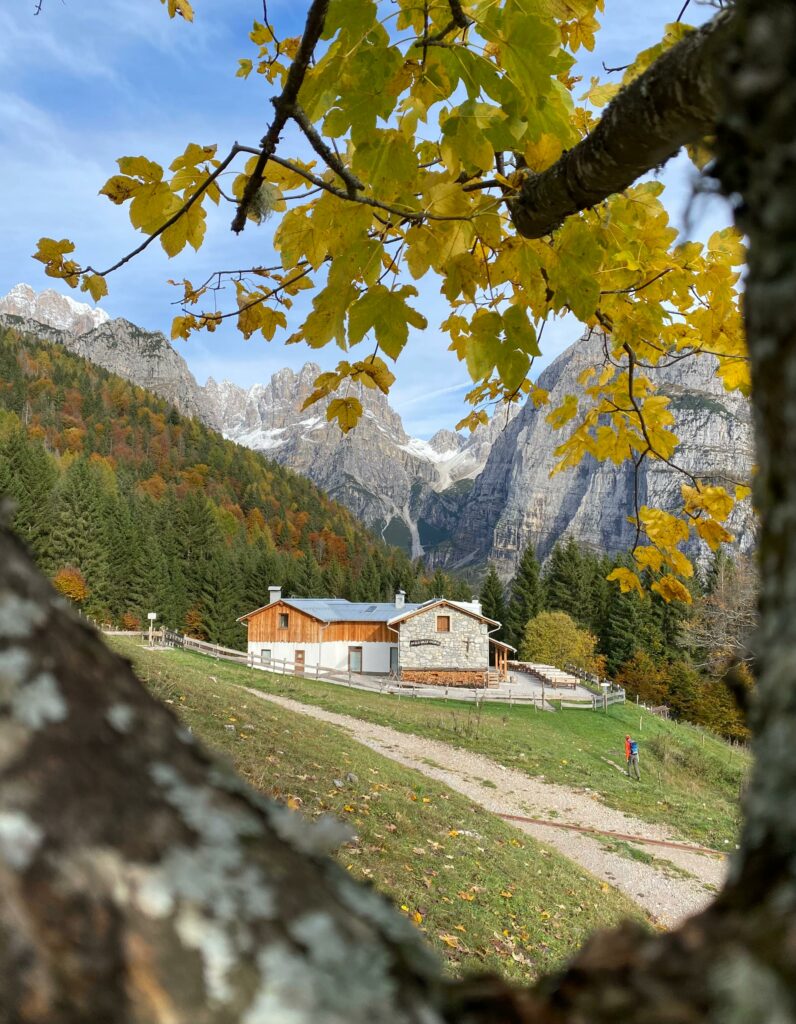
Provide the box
[580,77,621,108]
[681,484,734,522]
[651,575,692,604]
[546,394,579,430]
[350,356,395,395]
[161,0,194,20]
[638,506,690,549]
[326,397,363,434]
[79,274,108,302]
[439,933,460,948]
[695,518,734,550]
[523,133,564,172]
[607,567,644,598]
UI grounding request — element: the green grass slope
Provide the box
[124,642,748,848]
[113,637,646,981]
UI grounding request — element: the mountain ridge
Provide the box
[0,284,755,574]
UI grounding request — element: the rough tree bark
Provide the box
[508,10,733,239]
[3,1,796,1021]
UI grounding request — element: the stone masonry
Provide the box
[398,605,490,685]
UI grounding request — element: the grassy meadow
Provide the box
[112,637,648,980]
[119,641,749,848]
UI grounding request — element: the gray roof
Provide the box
[281,598,424,623]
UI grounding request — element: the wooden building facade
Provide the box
[238,588,512,684]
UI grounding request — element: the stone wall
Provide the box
[398,606,490,678]
[400,669,487,688]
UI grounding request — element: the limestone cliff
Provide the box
[437,330,755,578]
[203,366,510,557]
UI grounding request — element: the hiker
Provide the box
[627,736,641,781]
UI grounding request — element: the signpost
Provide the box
[147,612,158,647]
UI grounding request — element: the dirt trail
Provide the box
[244,688,728,928]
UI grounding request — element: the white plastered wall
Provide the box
[247,640,397,674]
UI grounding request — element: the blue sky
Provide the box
[0,0,730,437]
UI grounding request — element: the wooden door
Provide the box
[348,647,363,673]
[295,650,305,675]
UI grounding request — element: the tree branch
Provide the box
[84,146,242,279]
[231,0,330,234]
[508,9,734,238]
[291,103,364,196]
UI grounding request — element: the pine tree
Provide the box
[1,430,57,561]
[323,559,345,598]
[505,544,543,650]
[479,565,507,642]
[542,537,590,623]
[602,587,647,677]
[429,568,448,599]
[294,552,325,597]
[48,458,112,618]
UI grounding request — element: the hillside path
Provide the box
[243,689,728,928]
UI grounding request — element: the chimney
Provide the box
[471,596,482,615]
[268,585,282,604]
[395,590,406,609]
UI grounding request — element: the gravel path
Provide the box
[245,688,728,928]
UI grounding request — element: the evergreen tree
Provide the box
[1,430,57,561]
[294,552,325,597]
[542,537,590,623]
[429,568,448,598]
[602,586,648,677]
[48,458,112,617]
[479,565,507,642]
[505,544,543,650]
[323,559,346,598]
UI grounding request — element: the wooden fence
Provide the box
[105,628,620,712]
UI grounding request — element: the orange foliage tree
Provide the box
[52,566,90,605]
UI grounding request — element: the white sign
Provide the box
[147,612,158,620]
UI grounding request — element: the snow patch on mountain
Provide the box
[0,283,109,336]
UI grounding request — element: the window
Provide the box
[260,649,271,664]
[436,614,451,633]
[279,613,289,629]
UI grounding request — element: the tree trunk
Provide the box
[3,2,796,1021]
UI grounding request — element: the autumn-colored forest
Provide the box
[0,325,471,647]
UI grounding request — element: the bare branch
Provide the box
[291,103,364,196]
[231,0,331,234]
[85,146,242,279]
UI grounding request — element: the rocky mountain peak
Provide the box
[0,283,109,336]
[428,429,465,454]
